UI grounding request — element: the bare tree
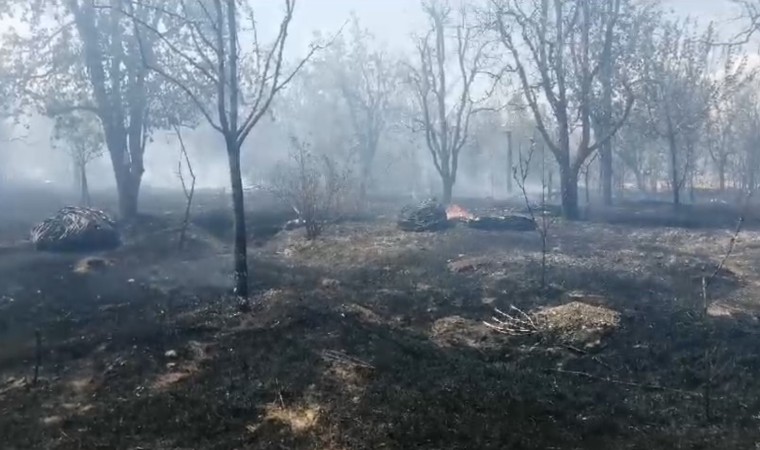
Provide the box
[125,0,324,297]
[50,112,105,207]
[409,1,490,204]
[641,19,747,206]
[322,16,397,202]
[488,0,635,219]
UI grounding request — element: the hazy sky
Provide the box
[281,0,745,53]
[2,0,753,190]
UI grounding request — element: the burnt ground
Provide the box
[1,187,760,449]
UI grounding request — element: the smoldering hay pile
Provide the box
[397,198,449,232]
[30,206,120,251]
[397,198,537,232]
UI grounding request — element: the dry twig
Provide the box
[483,305,540,336]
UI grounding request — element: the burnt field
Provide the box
[1,187,760,449]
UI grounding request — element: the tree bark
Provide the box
[599,29,614,206]
[584,166,591,205]
[106,136,139,220]
[600,145,613,205]
[668,132,680,206]
[79,162,91,207]
[442,175,454,204]
[560,166,580,220]
[117,178,139,219]
[227,141,249,298]
[632,167,646,193]
[507,130,513,193]
[717,157,726,192]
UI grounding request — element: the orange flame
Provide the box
[446,204,475,221]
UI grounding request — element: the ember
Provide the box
[446,204,475,221]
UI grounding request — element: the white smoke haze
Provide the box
[0,0,752,202]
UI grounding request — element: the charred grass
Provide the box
[1,193,760,449]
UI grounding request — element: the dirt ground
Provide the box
[1,187,760,449]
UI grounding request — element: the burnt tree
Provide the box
[128,0,321,297]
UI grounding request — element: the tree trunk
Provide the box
[115,169,139,219]
[548,171,554,201]
[617,163,626,199]
[584,166,591,205]
[689,177,695,203]
[669,135,680,206]
[441,175,454,204]
[506,131,513,194]
[599,1,614,207]
[359,164,371,205]
[600,145,613,205]
[633,168,646,193]
[79,163,91,207]
[227,142,249,298]
[104,129,142,220]
[560,166,580,220]
[718,161,726,192]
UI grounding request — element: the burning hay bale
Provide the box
[446,204,475,222]
[397,198,449,232]
[30,206,120,252]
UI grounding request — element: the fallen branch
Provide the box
[320,349,374,369]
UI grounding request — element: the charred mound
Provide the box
[397,198,449,232]
[465,215,537,231]
[30,206,120,252]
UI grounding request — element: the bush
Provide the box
[269,137,356,239]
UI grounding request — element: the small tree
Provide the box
[173,123,196,249]
[513,135,554,289]
[51,113,104,207]
[270,137,354,240]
